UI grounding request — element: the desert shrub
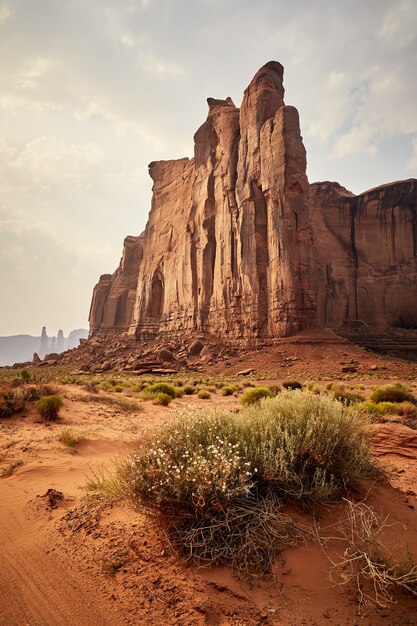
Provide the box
[268,384,281,396]
[175,387,185,398]
[121,391,372,577]
[183,385,195,395]
[143,383,178,399]
[20,369,31,382]
[240,392,372,500]
[35,395,63,421]
[396,402,417,419]
[371,383,416,405]
[356,401,396,419]
[83,381,98,393]
[22,383,58,402]
[153,392,173,406]
[282,380,302,390]
[240,386,272,406]
[0,389,26,417]
[100,381,114,393]
[197,389,211,399]
[220,385,235,396]
[331,384,365,405]
[59,429,84,449]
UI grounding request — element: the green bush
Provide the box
[183,385,196,395]
[220,385,235,396]
[282,380,302,391]
[153,392,173,406]
[121,391,372,577]
[35,395,63,421]
[356,401,397,417]
[240,386,272,406]
[197,389,211,399]
[143,383,178,399]
[20,369,31,382]
[371,383,416,405]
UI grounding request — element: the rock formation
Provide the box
[89,62,417,345]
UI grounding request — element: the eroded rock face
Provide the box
[89,235,143,332]
[311,180,417,330]
[89,62,417,343]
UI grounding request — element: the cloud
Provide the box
[0,5,11,25]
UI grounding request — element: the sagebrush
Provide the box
[120,391,373,577]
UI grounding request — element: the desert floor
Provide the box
[1,336,417,625]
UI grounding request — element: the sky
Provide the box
[0,0,416,336]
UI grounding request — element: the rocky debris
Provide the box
[341,366,358,373]
[40,488,65,509]
[237,368,255,376]
[44,353,60,361]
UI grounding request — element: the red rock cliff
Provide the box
[89,62,417,343]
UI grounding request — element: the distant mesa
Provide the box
[0,327,88,367]
[83,60,414,347]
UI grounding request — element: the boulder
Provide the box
[188,340,204,356]
[157,348,175,364]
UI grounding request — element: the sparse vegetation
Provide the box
[197,389,211,399]
[328,499,417,607]
[1,460,24,478]
[331,383,365,405]
[142,383,178,399]
[220,385,235,396]
[58,429,84,449]
[240,386,272,406]
[371,383,416,405]
[35,395,63,421]
[120,391,373,577]
[153,392,173,406]
[0,389,26,417]
[282,380,302,390]
[20,369,31,382]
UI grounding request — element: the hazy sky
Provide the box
[1,0,416,336]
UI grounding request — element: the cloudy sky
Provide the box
[0,0,416,336]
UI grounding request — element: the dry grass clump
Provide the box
[220,385,236,396]
[120,391,373,578]
[58,429,84,449]
[78,393,142,413]
[328,500,417,607]
[240,386,273,406]
[197,389,211,399]
[371,383,416,405]
[152,392,173,406]
[330,383,365,405]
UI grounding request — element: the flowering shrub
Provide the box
[121,391,373,577]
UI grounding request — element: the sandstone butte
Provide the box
[89,61,417,348]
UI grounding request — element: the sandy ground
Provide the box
[1,341,417,625]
